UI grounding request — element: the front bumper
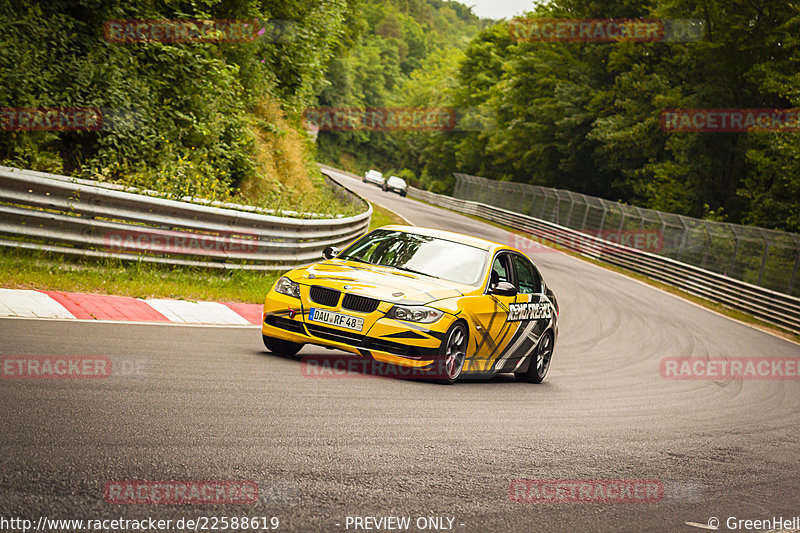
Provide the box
[261,291,451,369]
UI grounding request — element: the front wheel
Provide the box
[262,335,304,357]
[437,322,467,384]
[516,331,553,383]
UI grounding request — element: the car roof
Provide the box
[378,225,509,252]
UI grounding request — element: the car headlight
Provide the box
[274,277,301,299]
[387,305,444,323]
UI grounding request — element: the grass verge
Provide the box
[369,202,407,230]
[0,202,406,303]
[0,247,279,303]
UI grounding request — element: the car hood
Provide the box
[296,260,468,305]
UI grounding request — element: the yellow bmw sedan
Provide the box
[262,226,558,384]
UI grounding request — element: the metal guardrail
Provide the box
[452,173,800,298]
[409,186,800,334]
[0,166,371,270]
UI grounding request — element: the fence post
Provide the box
[728,232,740,278]
[654,211,667,254]
[580,200,591,230]
[676,216,690,261]
[757,229,769,285]
[597,202,608,232]
[700,221,711,269]
[790,245,800,294]
[538,190,548,220]
[565,192,576,228]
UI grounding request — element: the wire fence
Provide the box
[453,173,800,297]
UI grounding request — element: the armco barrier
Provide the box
[453,172,800,298]
[0,166,371,270]
[409,186,800,334]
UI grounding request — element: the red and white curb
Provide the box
[0,288,261,326]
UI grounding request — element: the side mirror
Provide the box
[322,246,340,260]
[490,281,517,297]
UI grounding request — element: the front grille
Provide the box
[309,285,340,307]
[342,293,380,313]
[305,323,437,358]
[305,323,364,345]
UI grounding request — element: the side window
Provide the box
[512,255,542,294]
[489,253,512,287]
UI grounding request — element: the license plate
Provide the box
[308,308,364,332]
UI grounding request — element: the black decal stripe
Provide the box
[398,321,446,340]
[381,331,426,340]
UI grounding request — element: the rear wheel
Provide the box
[262,335,304,357]
[516,331,553,383]
[437,322,467,384]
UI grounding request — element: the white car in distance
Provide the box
[383,175,408,197]
[363,169,384,187]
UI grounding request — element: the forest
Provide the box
[1,0,798,231]
[317,0,800,232]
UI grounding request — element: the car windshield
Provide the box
[338,230,487,285]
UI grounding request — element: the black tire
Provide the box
[516,331,553,383]
[436,322,468,384]
[262,334,304,357]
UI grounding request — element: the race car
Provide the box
[261,226,558,384]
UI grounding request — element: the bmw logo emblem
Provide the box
[343,285,353,290]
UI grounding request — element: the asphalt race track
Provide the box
[1,168,799,533]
